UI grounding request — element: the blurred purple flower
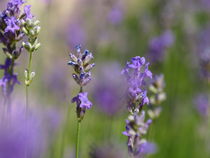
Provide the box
[148,30,174,63]
[0,58,20,97]
[24,5,33,19]
[93,62,125,116]
[107,5,123,25]
[0,106,46,158]
[67,22,86,48]
[195,94,209,117]
[5,16,20,33]
[138,142,157,155]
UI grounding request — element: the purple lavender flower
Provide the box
[24,5,33,19]
[68,45,95,87]
[0,58,20,97]
[5,16,20,33]
[72,92,92,110]
[123,111,153,156]
[195,94,209,117]
[148,30,174,63]
[68,45,95,121]
[122,56,152,111]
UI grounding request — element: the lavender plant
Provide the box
[0,0,25,105]
[68,45,95,158]
[22,5,41,109]
[0,0,40,110]
[147,30,174,63]
[122,56,156,157]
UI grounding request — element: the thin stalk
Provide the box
[76,86,83,158]
[76,120,81,158]
[25,52,33,111]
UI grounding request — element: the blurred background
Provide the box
[0,0,210,157]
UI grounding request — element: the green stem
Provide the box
[25,52,33,110]
[76,120,81,158]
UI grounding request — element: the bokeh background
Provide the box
[0,0,210,157]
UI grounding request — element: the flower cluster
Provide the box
[122,56,155,157]
[148,30,174,63]
[0,0,40,99]
[22,5,41,86]
[148,74,166,119]
[68,45,95,121]
[0,0,25,98]
[123,110,154,156]
[122,56,152,112]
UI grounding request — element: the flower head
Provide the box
[68,45,95,87]
[72,92,92,109]
[148,30,174,63]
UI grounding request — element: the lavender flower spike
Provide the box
[122,56,152,112]
[68,45,95,120]
[122,56,156,157]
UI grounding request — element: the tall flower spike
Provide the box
[0,0,26,100]
[68,45,95,158]
[122,56,156,157]
[68,45,95,121]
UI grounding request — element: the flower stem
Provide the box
[25,51,33,111]
[76,120,81,158]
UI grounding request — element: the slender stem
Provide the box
[76,120,81,158]
[25,52,33,111]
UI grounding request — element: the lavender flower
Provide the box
[148,30,174,63]
[122,56,152,112]
[5,16,20,33]
[72,92,92,120]
[123,111,153,156]
[122,56,156,157]
[68,45,95,121]
[68,45,95,87]
[0,0,28,99]
[0,58,20,98]
[24,5,33,19]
